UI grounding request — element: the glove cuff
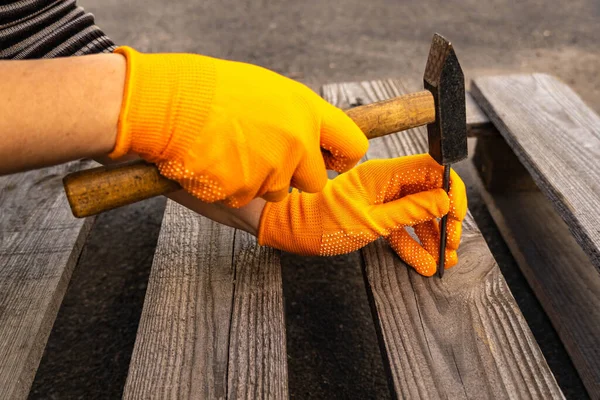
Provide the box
[109,46,217,161]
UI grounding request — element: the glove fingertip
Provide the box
[408,188,449,220]
[292,168,327,193]
[445,251,459,269]
[430,188,451,217]
[446,220,463,250]
[261,188,289,202]
[291,152,328,193]
[321,108,368,173]
[449,169,468,221]
[387,229,437,277]
[417,263,437,277]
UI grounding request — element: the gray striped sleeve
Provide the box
[0,0,116,59]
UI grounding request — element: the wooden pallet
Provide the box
[2,75,584,399]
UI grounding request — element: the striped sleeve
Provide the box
[0,0,116,59]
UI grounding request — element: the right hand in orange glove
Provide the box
[109,46,368,207]
[258,154,467,276]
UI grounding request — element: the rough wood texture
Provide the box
[322,79,563,399]
[472,74,600,273]
[227,233,287,399]
[123,201,287,399]
[0,161,94,399]
[473,135,540,192]
[469,148,600,397]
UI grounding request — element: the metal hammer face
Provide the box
[423,34,467,165]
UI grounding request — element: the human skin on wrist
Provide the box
[0,53,124,174]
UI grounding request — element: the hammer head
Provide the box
[423,34,467,165]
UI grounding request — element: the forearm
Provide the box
[0,54,124,174]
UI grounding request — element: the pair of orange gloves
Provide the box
[110,47,467,277]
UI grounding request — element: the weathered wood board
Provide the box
[0,161,94,399]
[123,201,287,399]
[322,79,563,399]
[471,137,600,398]
[471,74,600,273]
[227,232,288,399]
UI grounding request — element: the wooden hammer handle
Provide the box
[64,90,434,218]
[345,90,434,139]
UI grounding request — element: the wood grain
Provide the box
[345,90,434,139]
[0,161,94,399]
[63,159,181,218]
[227,233,287,400]
[123,201,287,399]
[322,79,563,399]
[470,143,600,398]
[472,74,600,273]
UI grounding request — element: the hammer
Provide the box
[63,33,467,277]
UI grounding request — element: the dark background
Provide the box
[30,0,599,398]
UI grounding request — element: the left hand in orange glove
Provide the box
[110,46,368,208]
[258,154,467,276]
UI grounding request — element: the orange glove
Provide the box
[110,46,368,207]
[258,154,468,276]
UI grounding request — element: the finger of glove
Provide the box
[446,218,463,251]
[448,168,468,222]
[414,220,459,268]
[414,215,462,252]
[369,188,449,233]
[290,151,329,193]
[320,106,368,173]
[387,228,437,277]
[261,188,290,202]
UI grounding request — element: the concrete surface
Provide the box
[29,0,598,398]
[84,0,600,112]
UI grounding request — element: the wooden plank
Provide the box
[123,204,234,399]
[227,233,287,399]
[468,150,600,398]
[322,80,563,399]
[471,74,600,273]
[123,201,287,399]
[0,161,94,399]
